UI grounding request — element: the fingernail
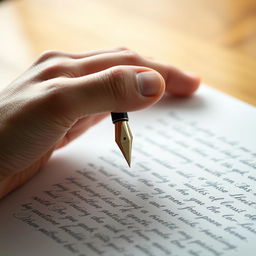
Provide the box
[136,71,161,96]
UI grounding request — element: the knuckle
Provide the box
[36,50,62,63]
[40,59,72,79]
[104,67,129,105]
[114,46,129,51]
[45,79,68,104]
[122,50,140,64]
[44,60,66,74]
[43,79,73,123]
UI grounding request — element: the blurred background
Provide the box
[0,0,255,105]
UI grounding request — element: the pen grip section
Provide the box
[111,112,128,123]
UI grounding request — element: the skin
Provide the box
[0,47,200,198]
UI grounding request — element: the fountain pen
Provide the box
[111,112,133,167]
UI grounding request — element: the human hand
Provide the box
[0,47,200,198]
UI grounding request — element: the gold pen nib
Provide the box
[115,121,133,167]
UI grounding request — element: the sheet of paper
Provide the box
[0,85,255,256]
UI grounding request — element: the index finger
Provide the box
[73,50,201,96]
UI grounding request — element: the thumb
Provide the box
[64,65,165,118]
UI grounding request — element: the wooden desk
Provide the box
[3,0,256,105]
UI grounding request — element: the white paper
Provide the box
[0,85,255,256]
